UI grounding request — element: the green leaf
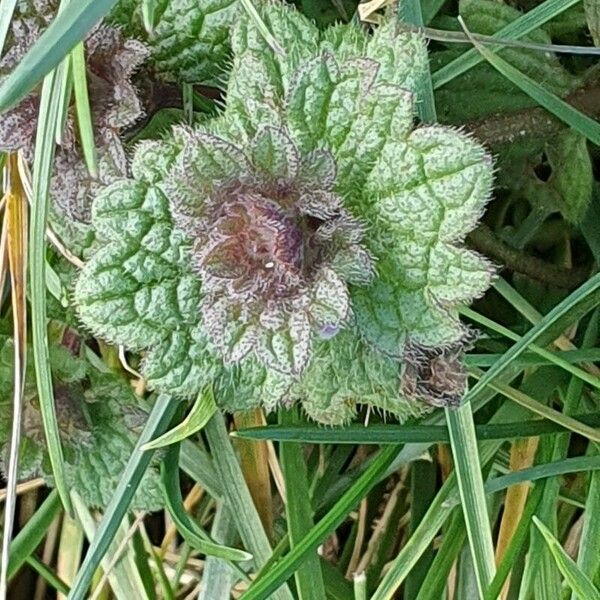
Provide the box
[111,0,239,84]
[161,441,252,562]
[142,385,217,450]
[0,338,164,510]
[354,125,493,355]
[74,1,495,423]
[0,0,120,111]
[528,129,594,223]
[533,517,600,600]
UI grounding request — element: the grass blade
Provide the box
[0,0,120,111]
[575,457,600,598]
[432,0,581,88]
[30,62,73,516]
[234,413,600,445]
[71,494,152,600]
[67,394,179,600]
[243,445,401,600]
[161,441,252,562]
[143,385,216,450]
[467,272,600,399]
[0,0,18,56]
[197,503,237,600]
[204,414,294,600]
[462,307,600,391]
[533,517,600,600]
[0,153,28,600]
[445,404,496,596]
[279,409,326,600]
[459,16,600,147]
[71,41,97,177]
[26,555,70,595]
[6,490,61,581]
[485,455,600,494]
[470,368,600,443]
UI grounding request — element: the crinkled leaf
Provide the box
[0,336,162,510]
[354,126,494,356]
[111,0,239,84]
[296,330,429,425]
[74,3,495,423]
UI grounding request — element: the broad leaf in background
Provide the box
[0,335,163,510]
[110,0,240,85]
[432,0,579,124]
[521,129,594,224]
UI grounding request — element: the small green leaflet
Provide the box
[142,385,217,450]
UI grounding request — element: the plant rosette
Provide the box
[74,4,494,425]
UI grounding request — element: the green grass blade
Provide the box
[71,493,153,600]
[414,510,466,600]
[71,41,97,177]
[405,460,437,599]
[470,368,600,443]
[483,479,545,600]
[467,272,600,399]
[243,445,401,600]
[279,409,326,600]
[25,555,70,595]
[466,348,600,368]
[31,62,73,516]
[179,440,222,499]
[0,0,18,56]
[161,442,252,562]
[462,307,600,390]
[460,17,600,146]
[372,403,528,599]
[445,404,496,596]
[0,0,120,111]
[533,517,600,600]
[6,490,61,581]
[67,394,179,600]
[143,385,216,450]
[574,460,600,599]
[204,414,294,600]
[239,0,285,55]
[197,503,237,600]
[484,456,600,496]
[372,476,455,600]
[432,0,581,88]
[234,413,600,445]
